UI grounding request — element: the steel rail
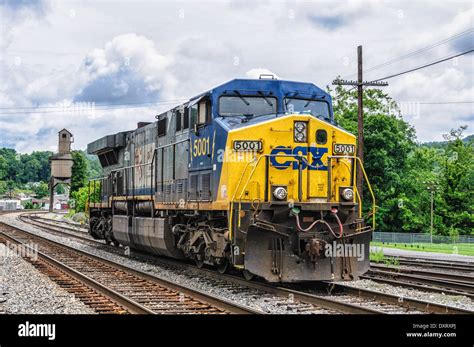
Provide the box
[387,258,474,272]
[367,269,474,294]
[17,214,100,244]
[360,274,474,299]
[12,215,382,314]
[15,213,473,314]
[26,214,88,232]
[0,231,153,314]
[176,265,384,314]
[0,221,259,315]
[323,282,472,314]
[370,264,474,284]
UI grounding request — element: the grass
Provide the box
[370,248,385,262]
[371,241,474,256]
[65,209,76,218]
[369,248,400,267]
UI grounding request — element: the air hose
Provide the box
[293,208,343,239]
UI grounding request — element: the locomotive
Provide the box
[87,77,375,282]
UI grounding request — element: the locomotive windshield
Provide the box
[285,98,330,119]
[219,95,277,117]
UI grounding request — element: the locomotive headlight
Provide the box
[294,122,306,132]
[294,121,307,143]
[273,186,288,200]
[294,131,306,142]
[341,188,354,201]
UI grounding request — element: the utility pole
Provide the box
[430,189,434,243]
[333,45,388,201]
[425,182,438,243]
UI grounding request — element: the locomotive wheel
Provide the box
[242,269,255,281]
[195,257,204,268]
[216,260,228,274]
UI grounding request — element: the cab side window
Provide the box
[183,107,189,129]
[175,109,182,132]
[190,97,211,130]
[190,104,198,128]
[198,100,207,124]
[198,99,212,124]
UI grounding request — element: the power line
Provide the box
[0,103,183,115]
[0,98,187,111]
[342,27,473,79]
[371,48,474,82]
[419,101,474,105]
[362,28,473,75]
[340,48,474,92]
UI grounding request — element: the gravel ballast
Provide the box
[340,278,474,310]
[0,242,94,314]
[2,212,473,313]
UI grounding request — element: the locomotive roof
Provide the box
[188,78,330,102]
[88,78,333,155]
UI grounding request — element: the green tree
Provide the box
[33,182,49,198]
[30,151,52,181]
[22,201,35,209]
[71,150,88,194]
[394,146,444,233]
[71,183,100,212]
[0,155,7,178]
[55,184,66,194]
[85,151,102,179]
[0,148,52,185]
[437,126,474,235]
[330,84,416,232]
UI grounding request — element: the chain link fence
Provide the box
[372,232,474,244]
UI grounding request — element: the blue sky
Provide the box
[0,0,473,152]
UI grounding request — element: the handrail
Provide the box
[233,153,306,202]
[229,153,306,239]
[334,158,361,218]
[354,186,362,218]
[329,155,376,230]
[229,154,377,239]
[355,156,376,230]
[87,178,104,211]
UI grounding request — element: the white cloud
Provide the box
[75,33,177,103]
[0,0,49,52]
[0,0,473,153]
[245,68,279,79]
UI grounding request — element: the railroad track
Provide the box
[0,234,129,314]
[360,273,474,299]
[391,257,474,273]
[0,218,379,314]
[368,264,474,296]
[0,222,258,315]
[20,214,89,234]
[8,212,473,314]
[152,259,472,314]
[18,214,99,245]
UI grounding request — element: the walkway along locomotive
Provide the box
[87,78,376,282]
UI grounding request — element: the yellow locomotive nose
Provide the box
[220,113,375,282]
[220,113,358,205]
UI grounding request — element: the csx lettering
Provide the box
[193,137,210,157]
[270,146,328,170]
